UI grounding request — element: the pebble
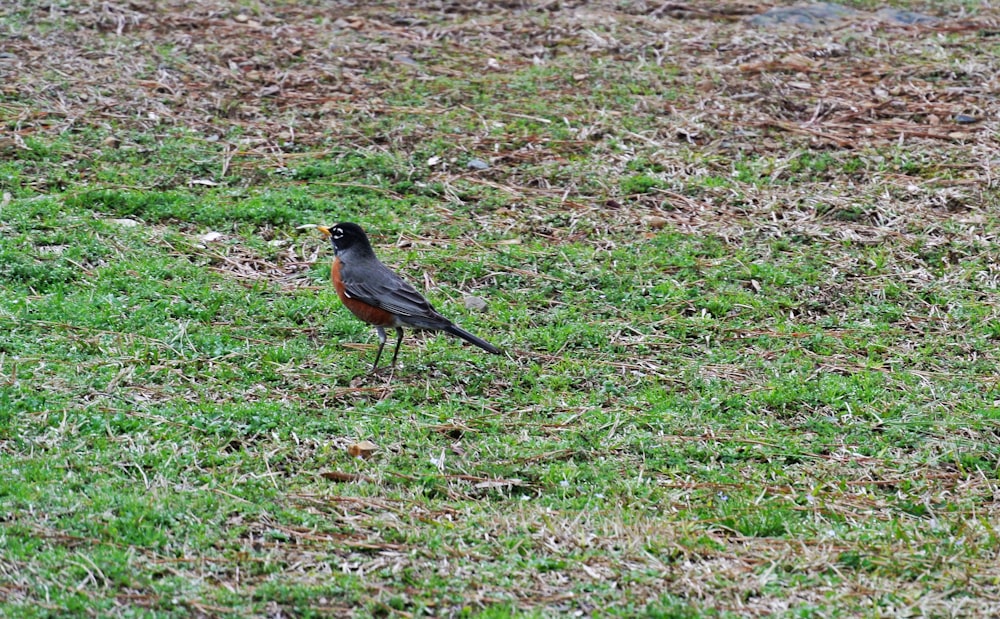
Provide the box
[464,295,488,312]
[748,3,856,27]
[109,218,140,227]
[199,231,224,243]
[749,3,937,28]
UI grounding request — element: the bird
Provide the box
[316,222,501,372]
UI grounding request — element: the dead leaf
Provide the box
[642,215,669,230]
[321,471,371,483]
[348,440,378,459]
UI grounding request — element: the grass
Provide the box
[2,0,1000,617]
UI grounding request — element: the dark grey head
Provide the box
[318,222,374,257]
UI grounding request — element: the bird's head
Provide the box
[316,222,372,256]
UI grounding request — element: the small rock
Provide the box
[199,231,224,243]
[876,8,937,25]
[464,295,488,312]
[954,114,979,125]
[109,218,140,227]
[466,158,490,170]
[748,3,856,28]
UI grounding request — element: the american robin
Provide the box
[316,222,501,372]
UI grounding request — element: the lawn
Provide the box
[2,0,1000,616]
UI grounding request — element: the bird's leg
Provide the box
[389,327,404,367]
[371,326,388,373]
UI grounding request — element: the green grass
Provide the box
[2,0,1000,617]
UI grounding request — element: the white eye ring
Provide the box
[332,228,344,239]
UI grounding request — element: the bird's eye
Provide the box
[333,228,343,239]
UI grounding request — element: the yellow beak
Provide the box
[316,225,331,238]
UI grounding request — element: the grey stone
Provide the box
[464,295,488,312]
[748,3,856,27]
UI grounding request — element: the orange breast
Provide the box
[332,257,397,327]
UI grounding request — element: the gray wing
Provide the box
[342,262,451,327]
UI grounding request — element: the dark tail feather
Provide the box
[444,324,501,355]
